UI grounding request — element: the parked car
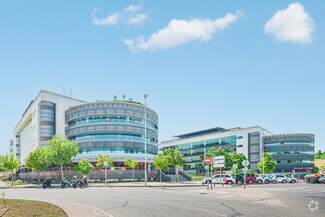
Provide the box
[271,174,289,183]
[202,176,218,185]
[267,174,278,183]
[238,173,257,184]
[230,174,244,184]
[285,175,298,183]
[214,174,236,185]
[202,174,235,185]
[256,174,272,184]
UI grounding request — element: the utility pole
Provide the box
[144,94,148,186]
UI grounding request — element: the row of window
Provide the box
[173,136,237,151]
[76,133,156,143]
[276,160,311,163]
[68,115,158,130]
[268,151,313,155]
[79,147,157,155]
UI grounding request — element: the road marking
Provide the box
[196,208,228,217]
[92,210,101,216]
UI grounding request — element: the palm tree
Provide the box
[113,95,117,100]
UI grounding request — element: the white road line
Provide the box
[196,208,228,217]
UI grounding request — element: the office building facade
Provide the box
[160,126,273,174]
[160,127,315,174]
[12,90,158,166]
[65,101,158,164]
[264,134,315,174]
[12,90,86,164]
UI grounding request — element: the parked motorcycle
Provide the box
[82,176,88,187]
[42,179,51,188]
[71,176,78,188]
[77,177,85,188]
[60,177,70,188]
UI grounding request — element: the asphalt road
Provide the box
[3,183,325,217]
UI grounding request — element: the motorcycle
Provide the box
[71,176,78,188]
[77,178,86,188]
[82,176,88,187]
[42,179,51,188]
[60,178,70,188]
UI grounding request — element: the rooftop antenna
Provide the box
[63,86,65,96]
[70,88,72,97]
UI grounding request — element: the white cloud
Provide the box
[91,8,119,25]
[128,14,147,25]
[264,3,315,44]
[91,5,146,26]
[124,4,142,13]
[124,10,242,51]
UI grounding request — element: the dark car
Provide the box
[238,173,257,184]
[231,174,244,184]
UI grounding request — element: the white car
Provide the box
[268,174,279,183]
[256,174,273,184]
[285,175,298,183]
[255,175,264,184]
[202,175,235,185]
[272,174,289,183]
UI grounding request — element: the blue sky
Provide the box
[0,0,324,154]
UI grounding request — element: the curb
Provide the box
[0,183,202,189]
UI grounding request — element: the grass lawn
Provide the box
[0,199,67,216]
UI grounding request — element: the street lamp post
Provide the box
[144,94,148,186]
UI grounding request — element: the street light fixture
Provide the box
[144,94,148,186]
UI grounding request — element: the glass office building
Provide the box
[65,101,158,163]
[264,134,315,173]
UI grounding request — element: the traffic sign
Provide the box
[204,165,208,169]
[214,164,225,168]
[205,157,212,164]
[104,161,108,166]
[233,164,238,169]
[214,160,224,164]
[176,165,181,167]
[242,160,249,167]
[214,155,225,160]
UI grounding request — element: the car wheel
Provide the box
[292,180,296,183]
[248,180,254,184]
[273,180,277,184]
[282,180,287,183]
[237,180,242,185]
[227,180,233,185]
[257,180,262,184]
[265,180,269,184]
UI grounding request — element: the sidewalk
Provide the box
[0,181,202,189]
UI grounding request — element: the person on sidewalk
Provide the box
[150,173,154,182]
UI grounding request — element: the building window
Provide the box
[238,136,243,139]
[238,145,243,148]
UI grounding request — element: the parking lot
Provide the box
[3,182,325,217]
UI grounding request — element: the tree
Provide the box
[153,154,169,182]
[312,165,319,174]
[315,150,322,159]
[202,147,232,170]
[46,134,79,181]
[25,147,48,185]
[2,150,20,186]
[123,94,126,100]
[229,152,247,174]
[124,158,138,183]
[113,95,117,100]
[247,169,258,174]
[257,153,277,174]
[95,154,114,167]
[162,148,184,183]
[73,159,94,175]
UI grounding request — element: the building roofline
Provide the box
[65,101,158,116]
[264,133,314,138]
